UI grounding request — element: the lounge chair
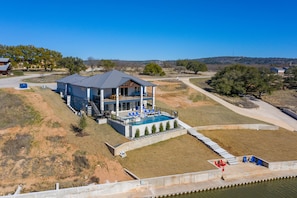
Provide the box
[243,156,248,163]
[249,156,256,163]
[135,112,140,116]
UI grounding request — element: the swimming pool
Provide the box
[131,115,174,126]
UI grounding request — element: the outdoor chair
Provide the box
[249,156,256,163]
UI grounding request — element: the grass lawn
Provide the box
[200,129,297,162]
[118,134,220,178]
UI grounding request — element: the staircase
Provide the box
[90,101,101,116]
[185,125,238,165]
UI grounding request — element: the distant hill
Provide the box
[194,56,297,66]
[84,56,297,71]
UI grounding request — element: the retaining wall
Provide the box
[194,124,279,131]
[2,169,220,198]
[111,128,187,156]
[269,160,297,170]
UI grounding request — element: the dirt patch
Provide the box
[0,88,131,195]
[153,80,215,109]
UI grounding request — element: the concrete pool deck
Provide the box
[104,162,297,198]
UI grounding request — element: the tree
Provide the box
[0,44,62,70]
[58,56,86,74]
[159,123,164,132]
[174,120,178,128]
[87,57,96,74]
[152,124,156,133]
[143,62,165,76]
[285,67,297,89]
[186,61,207,74]
[166,121,170,130]
[210,64,281,97]
[135,129,140,138]
[78,114,87,131]
[176,59,207,74]
[145,127,149,135]
[100,59,115,71]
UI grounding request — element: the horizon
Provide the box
[1,1,297,60]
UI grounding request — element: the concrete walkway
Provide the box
[180,77,297,132]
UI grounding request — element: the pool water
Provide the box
[131,115,173,125]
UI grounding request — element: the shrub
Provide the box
[79,115,87,131]
[2,134,32,156]
[72,150,90,174]
[152,124,156,133]
[166,121,170,130]
[12,70,24,76]
[159,123,164,132]
[145,127,149,135]
[174,120,178,128]
[135,129,140,138]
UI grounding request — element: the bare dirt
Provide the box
[0,88,131,195]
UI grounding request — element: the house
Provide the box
[0,58,12,75]
[57,70,156,117]
[270,67,285,75]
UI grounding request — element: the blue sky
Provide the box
[2,0,297,60]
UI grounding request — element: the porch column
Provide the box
[116,87,119,116]
[87,88,90,102]
[100,89,104,113]
[152,86,156,109]
[144,86,147,96]
[64,84,67,96]
[140,86,143,113]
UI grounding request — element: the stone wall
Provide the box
[109,128,187,156]
[194,124,279,131]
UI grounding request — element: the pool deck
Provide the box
[102,162,297,197]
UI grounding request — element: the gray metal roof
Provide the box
[58,70,155,88]
[56,74,87,83]
[0,58,10,63]
[0,64,11,71]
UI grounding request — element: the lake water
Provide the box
[176,177,297,198]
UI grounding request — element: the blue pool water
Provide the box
[131,115,173,125]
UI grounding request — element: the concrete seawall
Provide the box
[3,160,297,198]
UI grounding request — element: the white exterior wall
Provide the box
[130,119,176,138]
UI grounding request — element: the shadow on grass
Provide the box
[70,124,89,137]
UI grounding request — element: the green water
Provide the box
[176,177,297,198]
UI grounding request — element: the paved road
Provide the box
[180,77,297,132]
[0,74,57,90]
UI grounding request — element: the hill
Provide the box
[0,88,131,195]
[84,56,297,72]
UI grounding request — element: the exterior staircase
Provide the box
[178,120,238,165]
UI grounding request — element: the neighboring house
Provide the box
[270,67,285,75]
[57,70,156,117]
[0,58,12,75]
